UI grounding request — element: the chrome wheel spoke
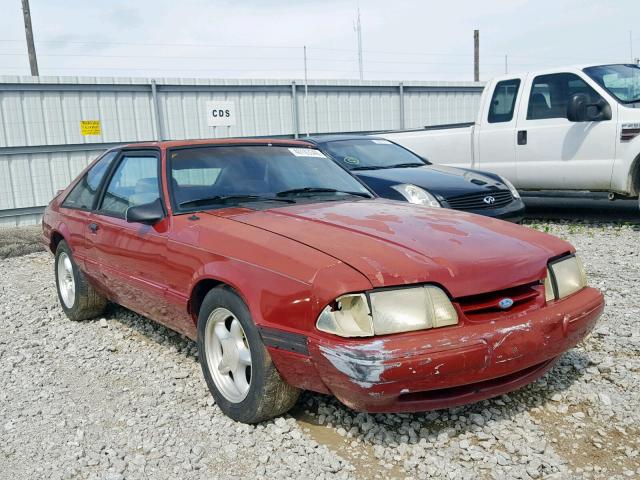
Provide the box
[230,318,243,341]
[233,365,250,395]
[214,321,231,342]
[237,345,252,366]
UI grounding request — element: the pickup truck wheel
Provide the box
[54,240,107,321]
[197,287,300,423]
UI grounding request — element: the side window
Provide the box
[62,151,118,210]
[99,154,160,218]
[527,73,603,120]
[488,79,521,123]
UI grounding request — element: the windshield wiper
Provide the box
[275,187,371,198]
[349,165,389,171]
[179,195,295,208]
[386,162,426,168]
[349,163,424,171]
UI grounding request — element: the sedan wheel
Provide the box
[204,308,252,403]
[197,287,300,423]
[54,240,107,321]
[56,251,76,308]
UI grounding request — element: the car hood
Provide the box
[223,199,572,298]
[354,164,505,198]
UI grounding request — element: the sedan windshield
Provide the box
[320,139,428,170]
[583,64,640,103]
[169,145,372,211]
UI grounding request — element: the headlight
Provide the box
[390,184,441,207]
[545,255,587,301]
[498,175,521,199]
[316,286,458,338]
[316,293,373,337]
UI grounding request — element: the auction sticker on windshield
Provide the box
[288,148,327,158]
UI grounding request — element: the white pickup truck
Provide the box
[382,63,640,204]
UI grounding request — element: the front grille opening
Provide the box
[456,283,544,321]
[445,190,513,210]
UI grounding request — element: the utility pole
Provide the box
[21,0,39,76]
[303,46,309,136]
[630,30,634,63]
[504,54,508,74]
[355,5,364,80]
[473,29,479,82]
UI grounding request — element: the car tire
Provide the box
[55,240,107,321]
[197,286,300,423]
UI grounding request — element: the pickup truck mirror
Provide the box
[567,94,612,122]
[125,198,165,225]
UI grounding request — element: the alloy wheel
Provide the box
[204,307,252,403]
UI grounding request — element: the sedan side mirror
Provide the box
[125,198,165,225]
[567,93,612,122]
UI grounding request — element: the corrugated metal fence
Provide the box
[0,75,484,226]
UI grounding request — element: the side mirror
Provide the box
[125,198,164,225]
[567,94,612,122]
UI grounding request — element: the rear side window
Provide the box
[488,79,521,123]
[62,151,118,210]
[99,154,160,218]
[527,73,603,120]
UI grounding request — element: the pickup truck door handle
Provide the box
[517,130,527,145]
[88,222,100,233]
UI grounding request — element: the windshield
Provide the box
[168,145,371,211]
[583,64,640,103]
[321,139,428,170]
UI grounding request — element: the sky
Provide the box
[0,0,638,82]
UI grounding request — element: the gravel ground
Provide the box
[0,226,44,259]
[1,221,639,480]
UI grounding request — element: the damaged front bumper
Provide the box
[307,286,604,412]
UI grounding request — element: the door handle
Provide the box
[88,222,99,233]
[517,130,527,145]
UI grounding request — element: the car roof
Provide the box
[304,134,384,145]
[116,138,316,150]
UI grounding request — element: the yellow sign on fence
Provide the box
[80,120,101,136]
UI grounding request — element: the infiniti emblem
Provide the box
[483,195,496,205]
[498,298,514,310]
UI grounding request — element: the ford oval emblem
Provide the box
[498,298,514,310]
[483,195,496,205]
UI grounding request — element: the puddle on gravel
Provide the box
[291,407,405,480]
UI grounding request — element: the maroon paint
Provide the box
[42,139,604,413]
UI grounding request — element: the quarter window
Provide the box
[488,79,521,123]
[527,73,604,120]
[99,154,160,218]
[62,151,118,210]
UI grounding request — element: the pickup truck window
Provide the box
[527,73,602,120]
[488,79,520,123]
[584,64,640,104]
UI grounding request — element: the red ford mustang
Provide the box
[42,139,604,423]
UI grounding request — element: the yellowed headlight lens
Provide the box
[544,269,555,302]
[370,286,458,335]
[316,286,458,338]
[549,255,588,300]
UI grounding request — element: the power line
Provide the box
[0,51,547,68]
